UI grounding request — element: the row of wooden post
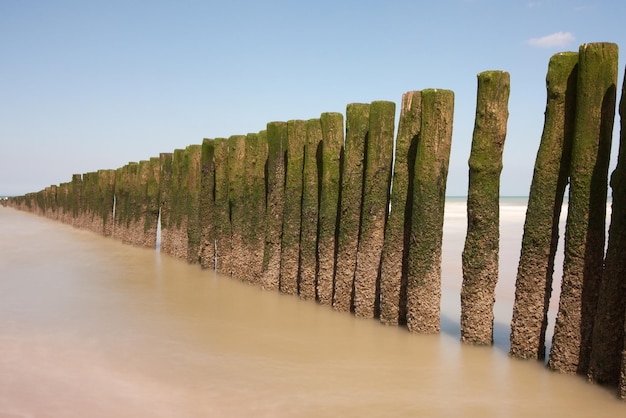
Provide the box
[4,41,625,399]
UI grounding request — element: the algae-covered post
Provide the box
[70,173,82,226]
[299,119,322,300]
[280,121,306,295]
[549,42,618,375]
[99,169,116,237]
[199,139,216,270]
[228,135,247,281]
[163,149,189,259]
[461,71,510,345]
[509,53,577,360]
[112,163,136,244]
[159,153,173,255]
[406,89,454,333]
[184,145,202,263]
[263,122,288,290]
[243,131,268,284]
[353,101,395,319]
[380,91,422,325]
[213,139,232,276]
[334,103,369,313]
[588,65,626,388]
[317,112,343,305]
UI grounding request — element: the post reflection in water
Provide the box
[0,202,623,417]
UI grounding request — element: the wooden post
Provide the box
[406,89,455,333]
[510,52,578,360]
[549,43,618,374]
[280,121,306,295]
[380,91,421,325]
[353,101,395,318]
[299,119,322,300]
[317,112,343,305]
[334,103,369,312]
[461,71,510,344]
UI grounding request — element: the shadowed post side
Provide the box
[334,103,369,312]
[263,122,288,290]
[199,139,216,270]
[243,131,268,284]
[380,91,421,325]
[353,101,395,319]
[461,71,510,345]
[228,135,247,282]
[510,52,577,360]
[588,65,626,388]
[406,89,454,333]
[549,42,618,375]
[317,112,343,305]
[213,139,231,276]
[299,119,322,300]
[280,121,306,295]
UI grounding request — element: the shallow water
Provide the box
[0,202,623,417]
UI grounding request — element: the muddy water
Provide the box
[0,201,623,417]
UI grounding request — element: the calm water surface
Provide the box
[0,201,623,417]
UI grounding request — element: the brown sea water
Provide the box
[0,200,623,417]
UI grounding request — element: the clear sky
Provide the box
[1,0,625,197]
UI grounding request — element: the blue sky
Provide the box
[1,0,625,196]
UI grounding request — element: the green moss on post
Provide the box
[589,67,626,389]
[263,122,288,290]
[333,103,369,312]
[184,145,202,263]
[243,131,268,283]
[99,169,116,237]
[228,135,247,281]
[199,138,216,270]
[299,119,322,300]
[280,121,306,295]
[510,52,577,360]
[318,112,343,305]
[461,72,510,344]
[164,149,188,259]
[70,173,82,226]
[380,91,421,325]
[549,42,618,375]
[213,139,231,276]
[159,153,174,255]
[353,101,395,319]
[145,157,161,247]
[406,89,455,333]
